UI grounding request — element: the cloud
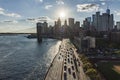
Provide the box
[45,5,53,9]
[0,7,5,14]
[26,16,54,23]
[76,3,99,12]
[0,7,21,18]
[27,18,37,23]
[36,0,43,3]
[99,8,104,11]
[0,8,4,11]
[56,0,64,5]
[37,16,54,22]
[45,16,54,22]
[3,20,18,24]
[114,11,120,16]
[4,13,21,18]
[39,0,43,2]
[99,0,106,1]
[101,2,106,5]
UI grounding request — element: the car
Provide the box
[64,66,67,71]
[73,72,76,79]
[72,66,74,70]
[64,72,67,80]
[68,68,71,74]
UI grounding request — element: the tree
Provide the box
[83,62,93,72]
[86,68,100,80]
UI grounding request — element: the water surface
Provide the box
[0,35,61,80]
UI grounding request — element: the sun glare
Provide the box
[59,11,66,18]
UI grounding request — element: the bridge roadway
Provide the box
[45,39,87,80]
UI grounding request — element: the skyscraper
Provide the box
[83,17,91,30]
[75,21,80,27]
[54,18,62,36]
[57,18,61,28]
[42,22,48,34]
[92,9,114,31]
[64,19,67,26]
[68,18,74,27]
[106,8,110,15]
[102,11,114,31]
[74,21,80,36]
[116,22,120,30]
[63,19,69,37]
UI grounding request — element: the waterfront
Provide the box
[0,35,61,80]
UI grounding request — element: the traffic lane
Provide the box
[45,51,64,80]
[62,49,78,80]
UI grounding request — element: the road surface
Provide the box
[45,39,87,80]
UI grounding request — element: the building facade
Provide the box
[93,9,114,31]
[110,32,120,43]
[116,22,120,30]
[68,18,74,27]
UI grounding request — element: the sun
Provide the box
[56,9,69,19]
[59,11,66,18]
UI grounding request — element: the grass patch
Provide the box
[114,50,120,55]
[97,62,120,80]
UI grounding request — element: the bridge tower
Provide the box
[37,23,42,43]
[36,17,48,43]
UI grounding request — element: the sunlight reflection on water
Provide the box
[0,35,61,80]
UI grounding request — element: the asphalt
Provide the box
[45,39,87,80]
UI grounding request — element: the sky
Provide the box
[0,0,120,33]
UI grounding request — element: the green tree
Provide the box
[83,62,93,72]
[86,68,100,80]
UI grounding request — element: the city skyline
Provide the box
[0,0,120,33]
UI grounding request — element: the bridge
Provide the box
[45,39,88,80]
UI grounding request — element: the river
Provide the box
[0,34,61,80]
